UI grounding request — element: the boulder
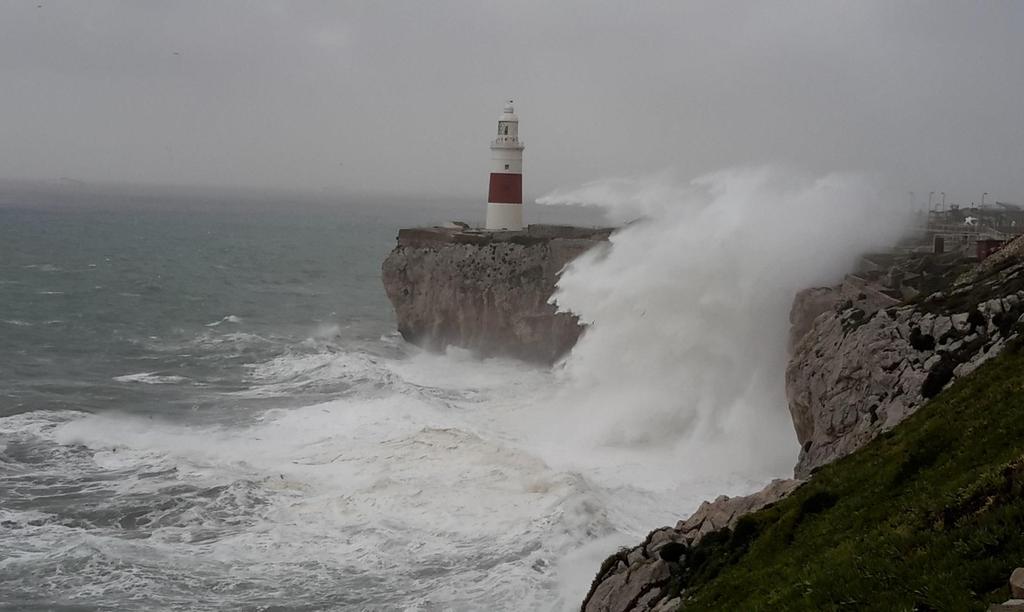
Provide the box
[583,556,670,612]
[1010,567,1024,599]
[675,479,803,545]
[650,597,682,612]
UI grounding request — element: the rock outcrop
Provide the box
[581,479,801,612]
[579,240,1024,611]
[1012,568,1024,599]
[992,567,1024,612]
[787,249,1024,477]
[382,224,612,364]
[671,478,803,545]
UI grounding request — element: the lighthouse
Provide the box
[485,100,525,230]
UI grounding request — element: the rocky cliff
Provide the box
[588,347,1024,609]
[579,237,1024,611]
[381,224,612,364]
[580,479,802,612]
[787,243,1024,477]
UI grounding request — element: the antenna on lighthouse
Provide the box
[485,100,525,230]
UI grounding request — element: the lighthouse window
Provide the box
[504,164,510,170]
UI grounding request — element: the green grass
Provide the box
[672,347,1024,611]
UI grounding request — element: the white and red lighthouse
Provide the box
[485,100,525,230]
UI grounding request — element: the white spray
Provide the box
[537,166,913,483]
[3,167,916,612]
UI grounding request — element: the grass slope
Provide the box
[676,346,1024,611]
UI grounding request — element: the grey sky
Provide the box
[1,1,1021,205]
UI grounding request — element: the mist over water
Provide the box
[539,167,914,478]
[0,175,914,611]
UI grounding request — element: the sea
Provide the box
[0,180,793,611]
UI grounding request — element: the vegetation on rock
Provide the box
[668,346,1024,610]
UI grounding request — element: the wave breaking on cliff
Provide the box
[537,166,913,480]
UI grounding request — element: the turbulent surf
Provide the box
[0,174,909,610]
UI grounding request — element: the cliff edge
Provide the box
[579,238,1024,611]
[584,346,1024,610]
[381,224,613,364]
[787,244,1024,477]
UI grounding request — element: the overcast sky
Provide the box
[1,1,1021,205]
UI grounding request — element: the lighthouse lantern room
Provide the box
[485,100,525,230]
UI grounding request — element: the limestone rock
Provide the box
[789,286,841,351]
[787,257,1024,477]
[650,597,682,612]
[580,479,801,612]
[1011,567,1024,599]
[675,479,803,545]
[582,555,670,612]
[381,224,612,364]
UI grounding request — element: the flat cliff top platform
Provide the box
[395,224,615,248]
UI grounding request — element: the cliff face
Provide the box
[381,224,612,364]
[787,247,1024,477]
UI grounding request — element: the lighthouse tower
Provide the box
[485,100,525,230]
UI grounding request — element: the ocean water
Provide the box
[2,171,900,611]
[0,185,731,612]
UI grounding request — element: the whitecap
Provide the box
[112,372,188,385]
[310,322,340,340]
[205,315,243,327]
[22,264,61,272]
[2,348,748,611]
[24,393,630,610]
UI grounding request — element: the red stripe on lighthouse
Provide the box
[487,173,522,204]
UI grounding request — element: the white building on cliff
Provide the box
[485,100,525,230]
